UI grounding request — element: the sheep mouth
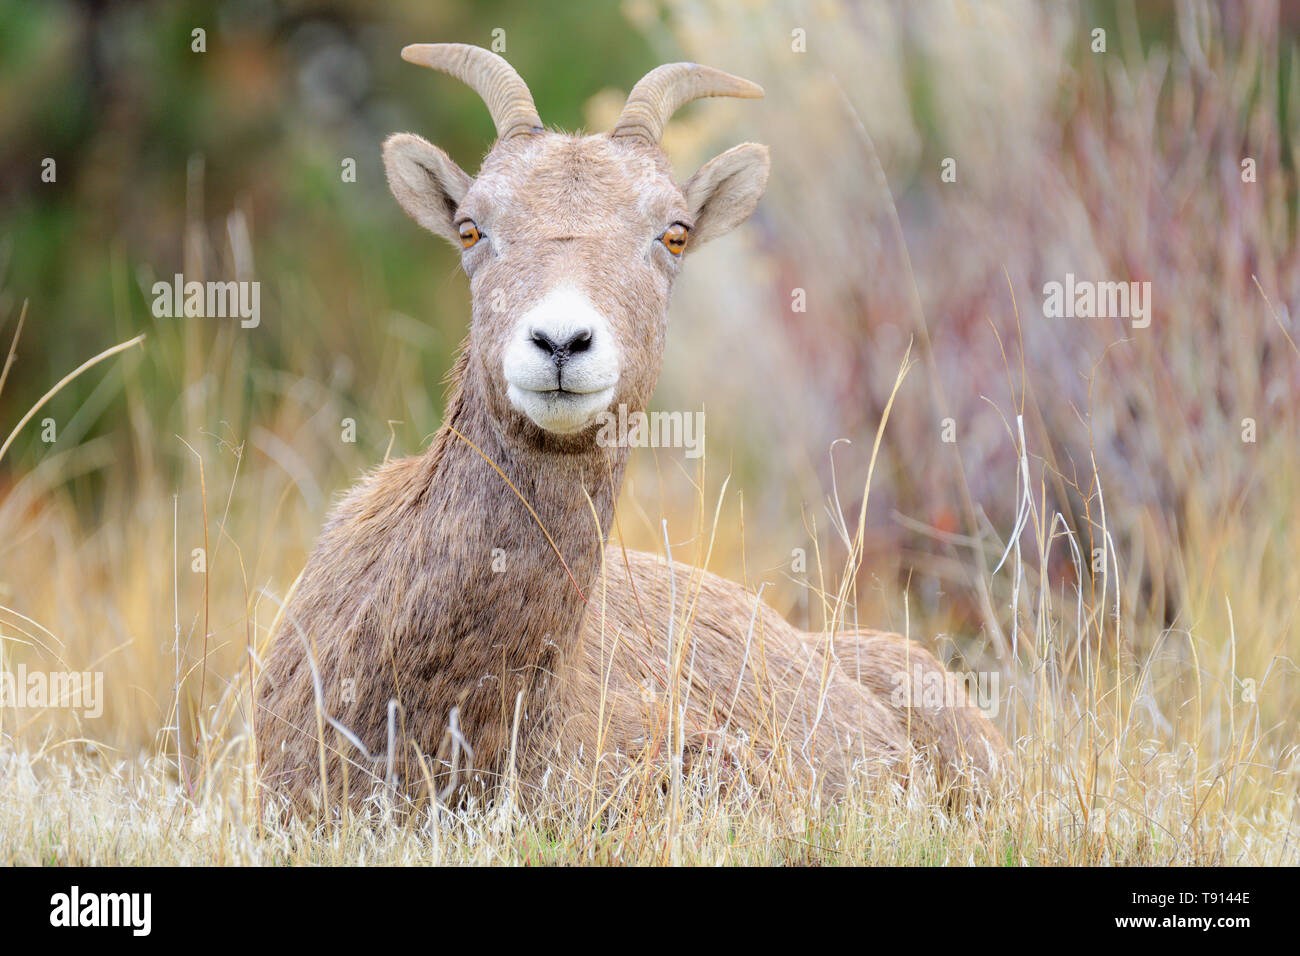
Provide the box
[506,383,616,434]
[519,383,612,397]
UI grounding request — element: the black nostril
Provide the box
[530,328,593,365]
[531,330,559,355]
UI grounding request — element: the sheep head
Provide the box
[383,43,769,445]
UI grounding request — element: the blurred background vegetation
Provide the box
[1,0,1298,794]
[0,0,661,471]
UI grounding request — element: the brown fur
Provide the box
[254,60,1008,816]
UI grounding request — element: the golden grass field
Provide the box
[1,0,1298,864]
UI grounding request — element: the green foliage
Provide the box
[0,0,657,476]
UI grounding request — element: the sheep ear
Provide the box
[681,143,769,246]
[382,133,473,245]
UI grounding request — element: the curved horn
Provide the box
[610,63,763,144]
[401,43,542,140]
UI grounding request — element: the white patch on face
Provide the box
[503,284,621,434]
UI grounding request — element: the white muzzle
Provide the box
[503,285,621,434]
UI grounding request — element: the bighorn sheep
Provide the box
[255,43,1007,815]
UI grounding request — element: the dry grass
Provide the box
[0,324,1295,864]
[1,0,1298,864]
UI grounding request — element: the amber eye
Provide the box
[458,220,482,249]
[659,223,689,256]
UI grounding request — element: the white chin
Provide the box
[507,384,615,435]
